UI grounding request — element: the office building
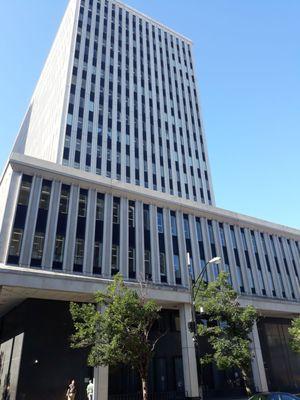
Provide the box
[0,0,300,399]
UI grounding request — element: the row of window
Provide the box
[62,0,212,203]
[7,175,300,299]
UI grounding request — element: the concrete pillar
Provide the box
[94,366,109,400]
[84,188,97,275]
[250,321,268,393]
[179,303,200,398]
[0,169,22,263]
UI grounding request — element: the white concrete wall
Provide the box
[0,166,13,232]
[12,0,78,163]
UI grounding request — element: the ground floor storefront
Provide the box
[1,297,300,400]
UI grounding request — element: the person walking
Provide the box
[66,379,77,400]
[86,379,94,400]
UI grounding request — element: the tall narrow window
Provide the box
[268,235,285,297]
[54,235,65,263]
[112,244,119,272]
[240,228,255,294]
[144,204,152,280]
[218,223,232,284]
[184,215,194,280]
[111,197,120,275]
[93,193,105,275]
[250,231,266,296]
[260,233,276,297]
[7,175,33,265]
[207,220,218,280]
[128,201,136,278]
[230,226,244,293]
[170,211,181,284]
[196,218,207,281]
[74,189,88,272]
[278,237,295,299]
[157,208,167,283]
[31,179,52,267]
[53,184,70,270]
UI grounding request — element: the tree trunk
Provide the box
[141,375,148,400]
[241,368,252,396]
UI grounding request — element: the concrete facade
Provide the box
[1,0,300,399]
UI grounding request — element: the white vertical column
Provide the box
[135,200,144,282]
[244,228,260,295]
[189,215,201,278]
[250,321,268,393]
[94,366,109,400]
[43,180,61,269]
[150,204,160,283]
[223,223,239,292]
[234,226,250,294]
[64,185,79,272]
[254,231,272,297]
[164,208,175,285]
[272,235,291,298]
[19,176,42,266]
[177,211,188,287]
[84,189,97,275]
[119,197,128,278]
[179,303,200,398]
[0,170,22,263]
[102,194,113,278]
[201,219,214,283]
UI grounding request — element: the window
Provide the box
[96,196,104,220]
[207,221,215,244]
[129,204,135,228]
[78,193,87,217]
[32,233,45,260]
[157,210,164,233]
[18,179,31,206]
[196,219,203,241]
[9,229,23,256]
[111,244,119,271]
[145,250,151,278]
[113,201,120,224]
[59,185,70,214]
[183,216,190,239]
[39,181,51,210]
[93,241,103,269]
[128,247,136,273]
[74,238,85,265]
[143,206,150,230]
[160,252,166,276]
[173,254,180,279]
[54,235,65,262]
[170,212,177,236]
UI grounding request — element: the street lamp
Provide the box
[187,254,222,397]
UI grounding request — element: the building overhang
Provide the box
[1,263,300,319]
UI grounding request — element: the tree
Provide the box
[289,317,300,352]
[69,274,163,400]
[194,272,257,395]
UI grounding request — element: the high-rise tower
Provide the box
[13,0,215,205]
[1,1,300,399]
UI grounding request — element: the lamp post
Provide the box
[187,254,222,398]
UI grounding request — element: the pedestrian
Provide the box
[86,379,94,400]
[66,379,77,400]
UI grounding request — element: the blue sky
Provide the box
[0,0,299,228]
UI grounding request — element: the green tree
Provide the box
[70,274,163,400]
[289,317,300,352]
[194,272,257,395]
